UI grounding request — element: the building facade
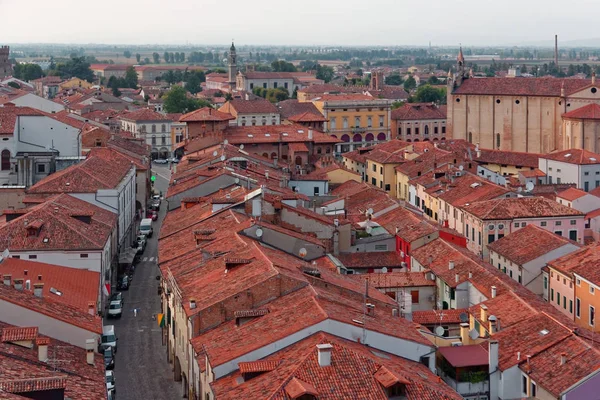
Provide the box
[391,103,447,143]
[0,45,12,78]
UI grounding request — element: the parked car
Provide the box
[151,211,158,221]
[151,199,161,208]
[110,292,123,303]
[104,347,115,370]
[136,234,147,252]
[140,218,153,237]
[118,275,129,290]
[106,370,116,395]
[153,159,168,164]
[108,299,123,318]
[100,325,117,353]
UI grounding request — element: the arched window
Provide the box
[365,133,374,142]
[341,134,350,142]
[152,125,156,133]
[424,125,429,135]
[377,132,387,141]
[161,124,166,133]
[317,147,322,154]
[262,153,268,158]
[1,150,10,171]
[271,152,277,159]
[468,132,473,143]
[161,135,166,145]
[353,134,362,142]
[496,133,501,149]
[151,135,156,145]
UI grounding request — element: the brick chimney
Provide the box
[33,283,44,298]
[36,337,49,362]
[88,302,96,316]
[85,339,95,365]
[460,322,470,344]
[561,353,567,365]
[480,304,488,322]
[3,274,11,286]
[13,278,23,291]
[448,261,455,270]
[316,343,333,367]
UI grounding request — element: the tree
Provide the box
[426,76,440,85]
[253,87,289,103]
[224,92,233,101]
[7,81,21,89]
[391,100,405,109]
[185,73,202,94]
[271,60,297,72]
[316,64,334,83]
[144,57,150,64]
[136,54,141,63]
[163,86,211,113]
[153,53,160,64]
[124,50,132,58]
[125,66,138,88]
[413,85,446,104]
[403,76,417,92]
[13,63,43,81]
[164,52,170,63]
[56,57,95,82]
[385,74,403,86]
[163,70,176,84]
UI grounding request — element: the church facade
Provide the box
[447,48,600,154]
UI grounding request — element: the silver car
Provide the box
[108,300,123,318]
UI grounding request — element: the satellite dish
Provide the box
[220,155,226,161]
[240,144,244,150]
[517,187,523,193]
[459,312,468,323]
[435,326,445,336]
[381,267,388,273]
[224,139,228,145]
[365,225,373,234]
[525,182,535,192]
[255,228,263,238]
[488,315,497,322]
[367,208,374,215]
[469,328,480,340]
[459,165,464,171]
[212,151,218,157]
[299,248,307,258]
[234,177,240,184]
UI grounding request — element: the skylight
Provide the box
[540,329,549,335]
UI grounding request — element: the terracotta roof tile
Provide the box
[412,308,469,325]
[475,149,541,168]
[287,142,309,153]
[179,107,235,122]
[438,344,489,367]
[0,106,45,134]
[542,149,600,165]
[453,77,591,96]
[1,327,38,342]
[287,111,327,122]
[352,272,435,289]
[118,108,170,122]
[219,99,279,115]
[391,103,446,120]
[462,197,584,220]
[569,243,600,285]
[556,187,588,201]
[238,360,279,374]
[335,252,404,269]
[277,100,323,119]
[223,124,340,145]
[562,103,600,120]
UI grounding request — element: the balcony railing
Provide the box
[351,127,366,133]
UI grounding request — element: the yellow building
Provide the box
[308,94,392,153]
[59,77,93,90]
[473,148,541,176]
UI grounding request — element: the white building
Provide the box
[0,86,65,113]
[0,105,80,187]
[118,108,173,159]
[556,187,600,213]
[539,149,600,192]
[219,99,281,126]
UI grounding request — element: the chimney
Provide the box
[14,278,23,291]
[85,339,95,365]
[448,261,455,270]
[455,273,459,283]
[489,315,497,334]
[366,303,375,316]
[25,280,31,291]
[491,286,497,299]
[489,340,500,400]
[36,337,49,362]
[554,34,559,67]
[308,129,313,140]
[33,283,44,298]
[517,351,521,361]
[316,343,333,367]
[189,299,197,309]
[480,304,488,322]
[392,308,399,317]
[3,274,11,286]
[560,352,567,365]
[460,322,470,344]
[468,271,473,279]
[88,302,96,316]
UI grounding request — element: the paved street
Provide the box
[109,165,180,400]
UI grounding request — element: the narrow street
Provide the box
[109,164,181,400]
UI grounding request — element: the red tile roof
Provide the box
[462,197,584,220]
[287,142,309,153]
[1,327,38,342]
[367,86,410,101]
[562,103,600,120]
[412,308,468,325]
[287,111,327,122]
[366,148,407,164]
[395,148,454,178]
[557,187,588,201]
[439,344,489,367]
[437,174,510,207]
[569,243,600,285]
[179,107,235,122]
[453,77,592,97]
[223,124,340,145]
[118,108,170,122]
[487,224,578,265]
[352,272,435,288]
[297,84,360,94]
[0,322,105,399]
[335,252,405,269]
[277,99,323,119]
[314,93,376,102]
[0,106,45,134]
[0,258,100,312]
[374,206,438,242]
[27,147,134,194]
[219,99,279,115]
[475,149,541,168]
[329,182,399,224]
[210,332,461,400]
[542,148,600,165]
[0,194,116,252]
[391,103,446,121]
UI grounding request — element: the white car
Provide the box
[106,370,115,394]
[108,300,123,318]
[153,159,168,164]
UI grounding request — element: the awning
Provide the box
[118,248,137,265]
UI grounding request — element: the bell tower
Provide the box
[0,46,11,79]
[227,41,237,91]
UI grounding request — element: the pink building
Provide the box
[461,197,585,258]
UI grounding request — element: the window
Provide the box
[541,221,547,227]
[284,82,288,89]
[591,306,595,327]
[488,234,495,244]
[415,127,420,135]
[1,149,10,171]
[263,83,267,89]
[411,290,419,304]
[544,276,548,289]
[488,224,495,230]
[514,223,519,228]
[385,184,390,191]
[249,83,254,89]
[313,186,319,196]
[563,295,567,309]
[273,82,277,88]
[551,288,554,301]
[585,181,590,192]
[498,224,504,230]
[434,126,438,134]
[521,222,527,227]
[375,245,388,251]
[570,300,573,313]
[152,124,156,133]
[496,133,501,149]
[80,254,88,258]
[424,125,429,135]
[372,164,376,172]
[36,164,46,174]
[380,166,383,174]
[161,124,166,133]
[151,135,156,145]
[95,139,103,147]
[570,220,577,225]
[371,177,376,185]
[569,230,577,241]
[555,231,562,236]
[442,126,446,134]
[522,375,528,395]
[576,298,581,318]
[585,171,590,176]
[29,255,37,260]
[407,128,411,135]
[161,135,166,145]
[556,221,562,226]
[367,116,372,127]
[379,116,384,127]
[530,381,537,397]
[591,286,595,295]
[330,118,336,130]
[577,278,581,286]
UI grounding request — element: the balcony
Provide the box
[351,126,366,133]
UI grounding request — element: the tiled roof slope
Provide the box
[220,99,279,115]
[0,258,99,312]
[0,322,105,399]
[542,148,600,165]
[27,148,134,194]
[475,149,541,168]
[210,332,461,400]
[0,106,45,135]
[391,103,446,120]
[487,224,578,265]
[277,99,323,119]
[0,194,115,252]
[352,272,435,288]
[556,187,588,201]
[461,197,584,220]
[374,206,438,242]
[570,243,600,285]
[453,77,591,96]
[562,103,600,120]
[179,107,234,122]
[335,252,405,269]
[118,108,170,122]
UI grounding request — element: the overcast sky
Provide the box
[1,0,599,46]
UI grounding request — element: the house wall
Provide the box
[564,370,600,400]
[166,175,238,211]
[16,115,79,156]
[341,156,366,180]
[392,118,447,142]
[9,93,65,113]
[0,186,25,209]
[366,159,400,196]
[326,168,362,185]
[0,299,99,348]
[573,275,600,332]
[288,180,328,197]
[558,194,600,213]
[539,158,600,191]
[549,267,576,320]
[235,112,281,127]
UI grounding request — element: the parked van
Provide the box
[100,325,117,353]
[140,218,153,238]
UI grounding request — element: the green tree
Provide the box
[144,57,150,64]
[391,100,405,109]
[125,66,138,88]
[385,74,403,86]
[292,87,298,99]
[136,54,141,63]
[163,86,211,113]
[224,92,233,101]
[185,73,202,94]
[403,76,417,92]
[413,85,446,104]
[163,70,176,84]
[56,57,95,82]
[7,81,21,89]
[13,63,44,81]
[316,64,334,83]
[426,76,440,85]
[153,52,160,64]
[271,60,297,72]
[124,50,132,58]
[164,52,169,63]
